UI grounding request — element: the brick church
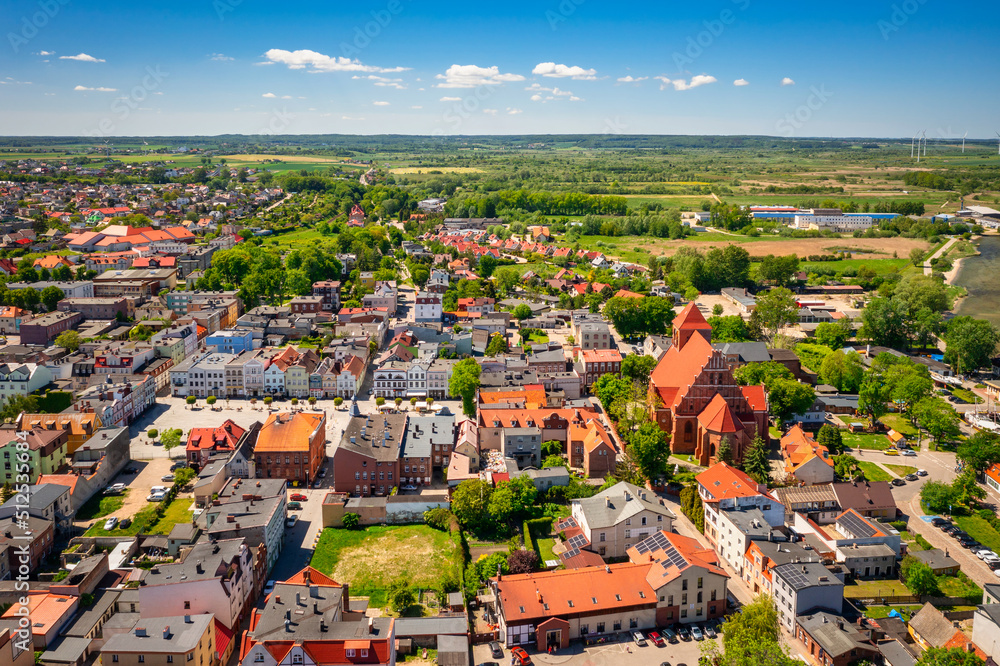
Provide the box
[648,303,769,466]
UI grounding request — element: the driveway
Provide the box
[473,633,715,666]
[270,485,328,583]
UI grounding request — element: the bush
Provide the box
[507,549,538,574]
[342,512,360,529]
[423,508,456,532]
[147,429,158,439]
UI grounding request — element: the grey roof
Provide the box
[908,603,958,647]
[714,342,771,364]
[40,636,93,664]
[249,582,388,643]
[167,522,199,541]
[218,476,284,500]
[772,484,839,508]
[524,467,570,481]
[752,541,820,566]
[840,543,895,558]
[64,589,119,637]
[338,413,408,462]
[198,496,282,532]
[530,349,566,364]
[0,482,68,511]
[393,617,468,637]
[146,538,249,586]
[772,561,843,591]
[975,603,1000,629]
[878,639,918,666]
[102,614,213,653]
[719,507,777,539]
[985,583,1000,603]
[798,612,874,658]
[818,394,860,410]
[573,481,675,529]
[403,414,455,460]
[909,549,959,570]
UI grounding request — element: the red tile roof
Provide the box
[627,530,730,588]
[674,302,712,331]
[740,385,768,412]
[695,462,766,503]
[698,394,744,434]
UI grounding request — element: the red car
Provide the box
[510,647,532,665]
[289,493,307,502]
[648,631,665,647]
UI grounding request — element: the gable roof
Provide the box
[674,301,712,331]
[648,332,716,409]
[698,394,745,434]
[628,529,729,589]
[696,462,766,503]
[254,412,324,452]
[908,603,958,647]
[831,481,898,513]
[573,481,674,529]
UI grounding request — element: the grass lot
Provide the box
[936,573,983,602]
[76,491,126,521]
[862,604,923,620]
[857,461,893,482]
[884,464,918,477]
[148,498,195,534]
[951,387,982,405]
[536,537,557,564]
[843,431,892,450]
[955,516,1000,553]
[843,578,910,598]
[84,497,193,537]
[800,258,909,275]
[311,526,463,601]
[881,414,919,438]
[794,343,834,373]
[522,331,549,345]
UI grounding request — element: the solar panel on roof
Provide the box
[838,511,877,538]
[563,548,580,559]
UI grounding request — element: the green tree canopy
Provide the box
[819,350,865,392]
[749,287,798,345]
[767,378,816,425]
[708,315,753,343]
[621,354,657,384]
[449,358,481,417]
[944,316,1000,374]
[817,424,844,454]
[915,647,985,666]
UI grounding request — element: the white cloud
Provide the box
[411,105,423,109]
[525,82,579,102]
[435,64,525,88]
[281,95,292,99]
[483,108,498,115]
[781,77,795,86]
[262,92,277,98]
[569,96,582,102]
[439,96,462,102]
[73,85,116,92]
[209,53,234,61]
[655,74,717,91]
[372,101,390,106]
[353,74,406,90]
[733,78,749,86]
[37,51,54,56]
[530,94,543,102]
[617,75,647,83]
[263,48,408,73]
[1,78,31,85]
[532,62,597,80]
[341,115,365,120]
[507,108,523,115]
[60,53,105,63]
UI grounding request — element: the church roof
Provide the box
[674,302,712,331]
[697,394,744,434]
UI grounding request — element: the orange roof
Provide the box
[741,385,768,412]
[581,421,617,454]
[493,562,655,621]
[580,349,622,364]
[101,224,150,237]
[255,412,325,452]
[1,593,76,630]
[781,425,833,473]
[698,394,744,434]
[479,406,599,430]
[480,384,547,410]
[942,632,987,659]
[283,566,341,587]
[33,255,73,269]
[18,413,100,436]
[614,289,645,299]
[696,462,766,503]
[649,333,715,410]
[0,306,27,318]
[627,530,729,589]
[674,301,712,331]
[987,463,1000,486]
[36,474,81,492]
[187,420,245,453]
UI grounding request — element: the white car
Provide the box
[901,449,917,457]
[994,569,1000,579]
[150,485,169,494]
[264,580,276,595]
[977,550,997,560]
[286,515,299,528]
[147,491,167,502]
[104,517,119,530]
[917,469,928,476]
[632,631,647,646]
[104,483,127,495]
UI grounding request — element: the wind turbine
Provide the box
[996,132,1000,156]
[911,132,918,158]
[962,132,968,153]
[922,130,927,157]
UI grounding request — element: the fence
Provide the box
[853,594,978,606]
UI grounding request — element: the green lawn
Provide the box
[936,573,983,602]
[955,516,1000,553]
[881,414,919,438]
[148,498,194,534]
[76,491,126,521]
[884,464,918,477]
[310,526,463,600]
[84,497,193,537]
[951,387,982,405]
[523,331,550,345]
[843,578,910,598]
[801,258,909,275]
[862,604,923,619]
[857,461,893,482]
[843,431,892,450]
[794,343,834,373]
[536,537,557,564]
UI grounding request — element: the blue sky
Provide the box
[1,0,998,138]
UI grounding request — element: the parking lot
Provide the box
[472,632,718,666]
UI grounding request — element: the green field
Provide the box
[76,491,126,521]
[843,431,892,451]
[800,258,909,275]
[310,526,463,601]
[881,414,919,438]
[955,516,1000,553]
[857,461,893,482]
[84,498,193,537]
[936,573,982,602]
[794,343,834,373]
[843,578,910,598]
[884,464,918,477]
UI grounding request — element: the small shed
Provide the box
[436,635,470,666]
[447,591,464,612]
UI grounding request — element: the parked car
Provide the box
[901,450,917,457]
[123,467,138,474]
[677,625,692,641]
[161,474,176,482]
[104,517,119,530]
[987,560,1000,570]
[931,517,947,527]
[147,492,167,502]
[891,478,906,486]
[660,627,679,644]
[648,631,665,647]
[905,473,919,481]
[884,448,900,456]
[287,501,302,511]
[290,493,307,502]
[488,641,503,659]
[120,517,131,529]
[704,624,718,639]
[264,580,276,595]
[510,647,531,665]
[691,625,704,641]
[313,480,322,488]
[994,569,1000,579]
[150,485,168,494]
[917,469,928,476]
[286,515,299,528]
[104,483,126,495]
[318,469,327,478]
[401,485,417,491]
[632,631,647,646]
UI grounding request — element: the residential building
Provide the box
[0,516,53,574]
[205,329,254,355]
[7,280,93,299]
[100,613,219,666]
[0,592,77,649]
[743,540,821,597]
[987,463,1000,494]
[253,411,326,484]
[92,268,177,299]
[151,321,199,365]
[373,361,410,399]
[56,297,131,320]
[289,294,324,314]
[567,419,618,478]
[0,362,52,400]
[714,506,786,576]
[570,482,675,559]
[575,321,614,351]
[426,358,457,399]
[649,304,769,466]
[577,348,622,390]
[796,612,879,666]
[19,311,82,345]
[407,413,455,470]
[15,412,101,454]
[830,481,899,520]
[781,425,834,485]
[772,561,845,632]
[0,482,72,531]
[972,604,1000,660]
[0,425,68,484]
[187,419,246,467]
[502,427,541,469]
[0,306,29,334]
[477,406,602,453]
[35,426,130,513]
[332,412,407,497]
[165,290,239,316]
[910,549,959,576]
[696,463,785,555]
[909,603,987,659]
[312,280,341,311]
[197,477,286,573]
[771,485,841,525]
[172,352,235,398]
[414,292,442,322]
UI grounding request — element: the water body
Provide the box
[953,235,1000,328]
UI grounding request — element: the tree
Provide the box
[375,397,385,406]
[956,431,1000,473]
[147,429,159,440]
[920,481,957,515]
[767,378,816,425]
[39,285,64,312]
[679,485,704,532]
[541,440,563,458]
[174,467,196,487]
[410,397,418,407]
[485,333,508,357]
[186,395,197,407]
[817,424,844,454]
[708,315,752,343]
[742,435,771,484]
[914,398,960,444]
[308,396,317,407]
[833,454,863,481]
[716,436,734,465]
[860,297,909,349]
[603,296,675,338]
[388,582,416,614]
[477,254,498,278]
[449,358,481,417]
[901,556,939,596]
[916,647,985,666]
[488,476,537,525]
[952,468,986,510]
[944,316,1000,374]
[206,395,217,407]
[55,330,81,352]
[334,397,344,407]
[342,512,360,529]
[702,595,799,666]
[0,394,39,422]
[160,428,182,454]
[542,455,565,468]
[620,354,657,383]
[451,480,494,533]
[0,482,13,504]
[592,374,631,410]
[909,247,926,267]
[626,423,670,483]
[733,361,793,388]
[512,303,533,320]
[858,373,891,427]
[756,254,800,287]
[291,398,299,406]
[129,323,153,342]
[712,303,724,316]
[814,320,851,349]
[750,288,798,345]
[494,267,520,295]
[507,549,538,574]
[819,350,865,392]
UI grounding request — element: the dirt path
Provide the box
[924,238,957,276]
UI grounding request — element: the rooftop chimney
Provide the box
[135,627,147,637]
[163,626,172,639]
[368,617,374,634]
[184,615,192,624]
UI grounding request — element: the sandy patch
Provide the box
[649,236,929,258]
